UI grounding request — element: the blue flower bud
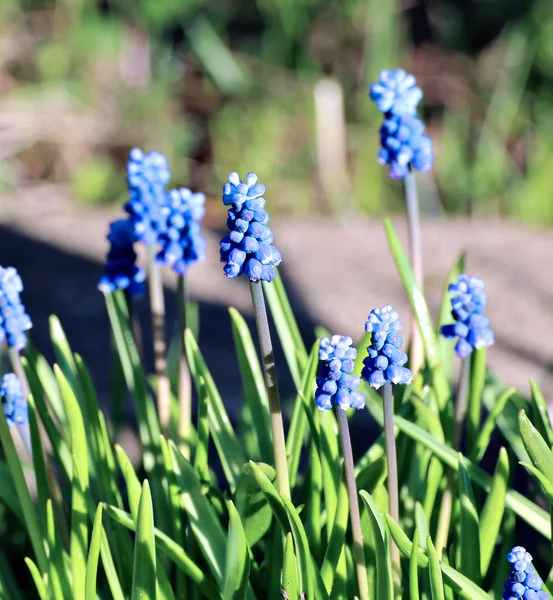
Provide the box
[362,305,412,389]
[1,373,28,428]
[315,335,365,412]
[0,267,32,351]
[220,172,281,282]
[440,274,494,359]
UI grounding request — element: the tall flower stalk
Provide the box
[369,69,434,375]
[124,148,172,433]
[362,305,413,586]
[315,335,367,600]
[157,187,206,455]
[435,275,494,556]
[220,172,290,496]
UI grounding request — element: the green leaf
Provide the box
[286,342,318,489]
[480,448,508,577]
[282,533,299,600]
[520,462,553,502]
[359,490,393,600]
[229,307,273,464]
[56,365,89,600]
[530,379,553,447]
[103,503,221,600]
[193,376,211,482]
[27,397,49,535]
[427,537,445,600]
[25,558,48,600]
[46,499,71,600]
[223,501,251,600]
[519,410,553,484]
[394,414,551,538]
[114,444,142,521]
[85,504,104,600]
[467,348,486,450]
[384,219,449,409]
[410,529,420,600]
[457,456,481,584]
[385,516,492,600]
[185,329,245,490]
[49,315,82,402]
[234,462,275,548]
[132,481,156,600]
[170,441,227,586]
[472,388,515,462]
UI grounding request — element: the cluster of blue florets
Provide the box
[220,172,282,282]
[0,267,32,351]
[362,305,413,389]
[1,373,28,428]
[124,148,172,246]
[369,68,434,179]
[503,546,549,600]
[315,335,366,412]
[440,274,494,359]
[98,220,146,297]
[157,188,207,275]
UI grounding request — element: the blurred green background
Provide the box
[1,0,553,224]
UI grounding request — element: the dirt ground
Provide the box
[1,186,552,420]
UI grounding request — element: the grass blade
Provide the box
[25,558,48,600]
[529,379,553,447]
[282,533,299,600]
[132,481,156,600]
[85,504,104,600]
[223,501,251,600]
[457,456,480,584]
[427,537,445,600]
[410,529,420,600]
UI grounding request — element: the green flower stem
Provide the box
[177,274,192,458]
[249,280,290,498]
[435,356,470,557]
[147,245,171,434]
[403,169,424,375]
[336,407,369,600]
[124,289,144,362]
[383,381,401,588]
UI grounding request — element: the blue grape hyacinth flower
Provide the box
[503,546,549,600]
[124,148,172,246]
[0,266,32,351]
[1,373,28,428]
[369,68,423,117]
[378,114,434,179]
[220,172,282,282]
[315,335,366,412]
[157,188,207,275]
[98,219,146,297]
[441,274,494,359]
[362,305,413,390]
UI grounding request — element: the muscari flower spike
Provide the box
[0,266,32,351]
[1,373,28,428]
[98,219,146,297]
[124,148,172,246]
[157,188,207,275]
[440,274,494,359]
[369,69,434,180]
[369,68,423,117]
[362,305,413,390]
[315,335,366,412]
[220,172,282,283]
[503,546,549,600]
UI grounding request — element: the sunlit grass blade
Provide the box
[282,533,299,600]
[27,396,49,534]
[85,504,104,600]
[170,441,227,587]
[393,413,551,538]
[25,558,48,600]
[519,410,553,482]
[529,379,553,447]
[132,481,156,600]
[103,503,221,600]
[472,387,515,462]
[193,376,211,482]
[410,529,420,600]
[223,500,251,600]
[185,329,245,490]
[56,365,89,600]
[385,515,492,600]
[229,307,273,464]
[49,315,82,403]
[467,348,486,450]
[457,456,480,584]
[114,443,142,521]
[46,498,71,600]
[286,342,318,489]
[427,537,445,600]
[384,219,449,409]
[479,447,508,577]
[359,490,393,600]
